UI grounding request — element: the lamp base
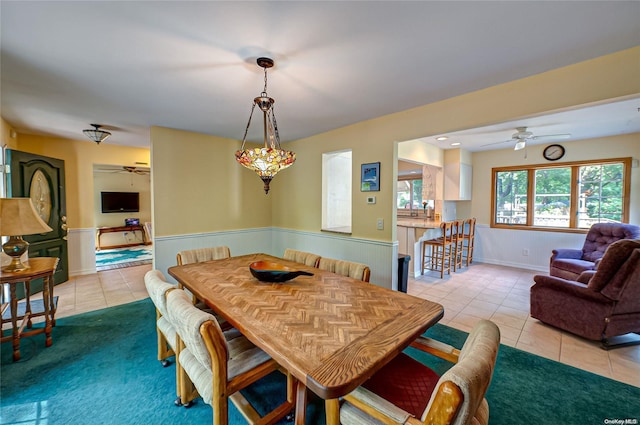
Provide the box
[2,236,30,273]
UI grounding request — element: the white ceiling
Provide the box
[1,1,639,150]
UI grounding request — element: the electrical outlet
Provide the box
[376,218,384,230]
[522,249,529,256]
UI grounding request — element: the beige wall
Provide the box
[150,127,271,237]
[264,47,640,243]
[14,134,150,229]
[472,133,640,225]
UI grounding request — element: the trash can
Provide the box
[397,254,411,293]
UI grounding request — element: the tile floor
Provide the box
[10,261,640,387]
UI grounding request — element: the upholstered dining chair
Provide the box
[144,270,186,407]
[144,270,178,368]
[317,257,371,282]
[422,221,455,278]
[165,288,295,425]
[283,248,321,267]
[176,246,232,327]
[340,319,501,425]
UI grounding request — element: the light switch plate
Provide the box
[377,218,384,230]
[367,196,376,204]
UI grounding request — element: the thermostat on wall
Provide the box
[367,196,376,204]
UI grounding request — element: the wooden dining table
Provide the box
[168,253,444,425]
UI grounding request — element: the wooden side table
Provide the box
[1,257,59,361]
[96,225,146,250]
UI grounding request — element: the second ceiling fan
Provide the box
[485,126,571,150]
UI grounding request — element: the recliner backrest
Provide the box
[587,239,640,293]
[581,223,640,263]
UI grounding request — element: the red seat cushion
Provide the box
[362,352,440,418]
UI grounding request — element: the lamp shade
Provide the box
[0,198,53,236]
[83,124,111,144]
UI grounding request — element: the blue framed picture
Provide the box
[361,162,380,192]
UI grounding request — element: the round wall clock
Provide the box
[543,144,565,161]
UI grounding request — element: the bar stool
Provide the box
[422,221,455,278]
[462,217,477,267]
[452,220,465,271]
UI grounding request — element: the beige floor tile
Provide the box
[560,334,613,378]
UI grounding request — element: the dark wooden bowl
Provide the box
[249,261,314,282]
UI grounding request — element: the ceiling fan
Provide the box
[483,126,571,151]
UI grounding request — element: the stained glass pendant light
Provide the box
[235,57,295,194]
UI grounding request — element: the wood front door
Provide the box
[6,149,68,284]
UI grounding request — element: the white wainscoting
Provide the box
[474,224,586,272]
[271,228,398,289]
[153,227,398,289]
[70,224,580,282]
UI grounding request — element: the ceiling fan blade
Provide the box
[531,133,571,140]
[480,139,514,147]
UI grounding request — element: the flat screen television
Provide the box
[101,191,140,213]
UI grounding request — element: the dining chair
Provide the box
[340,319,500,425]
[317,257,371,282]
[176,246,232,329]
[144,270,178,368]
[165,287,295,424]
[461,218,476,267]
[144,270,186,407]
[422,221,455,278]
[283,248,321,267]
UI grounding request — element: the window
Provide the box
[322,150,352,233]
[397,177,423,212]
[492,158,631,231]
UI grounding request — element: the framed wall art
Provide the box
[361,162,380,192]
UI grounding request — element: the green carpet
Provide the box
[1,299,639,424]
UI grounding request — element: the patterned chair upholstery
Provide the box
[318,257,371,282]
[176,246,231,265]
[550,223,640,280]
[165,288,295,424]
[283,248,321,267]
[176,246,232,328]
[340,320,500,425]
[144,270,181,403]
[532,239,640,348]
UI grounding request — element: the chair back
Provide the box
[176,246,231,265]
[283,248,321,267]
[581,223,640,263]
[318,257,371,282]
[422,320,500,424]
[587,239,640,297]
[144,270,176,317]
[464,218,476,239]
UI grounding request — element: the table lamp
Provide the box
[0,198,53,272]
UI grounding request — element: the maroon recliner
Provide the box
[549,223,640,280]
[531,239,640,348]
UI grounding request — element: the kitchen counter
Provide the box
[397,218,441,229]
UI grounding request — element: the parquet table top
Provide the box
[168,253,444,400]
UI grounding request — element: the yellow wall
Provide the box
[472,133,640,225]
[0,117,18,150]
[15,134,150,229]
[150,127,271,237]
[266,47,640,242]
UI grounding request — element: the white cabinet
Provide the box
[444,163,472,200]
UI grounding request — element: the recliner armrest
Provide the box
[551,248,583,260]
[532,275,611,302]
[576,270,596,284]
